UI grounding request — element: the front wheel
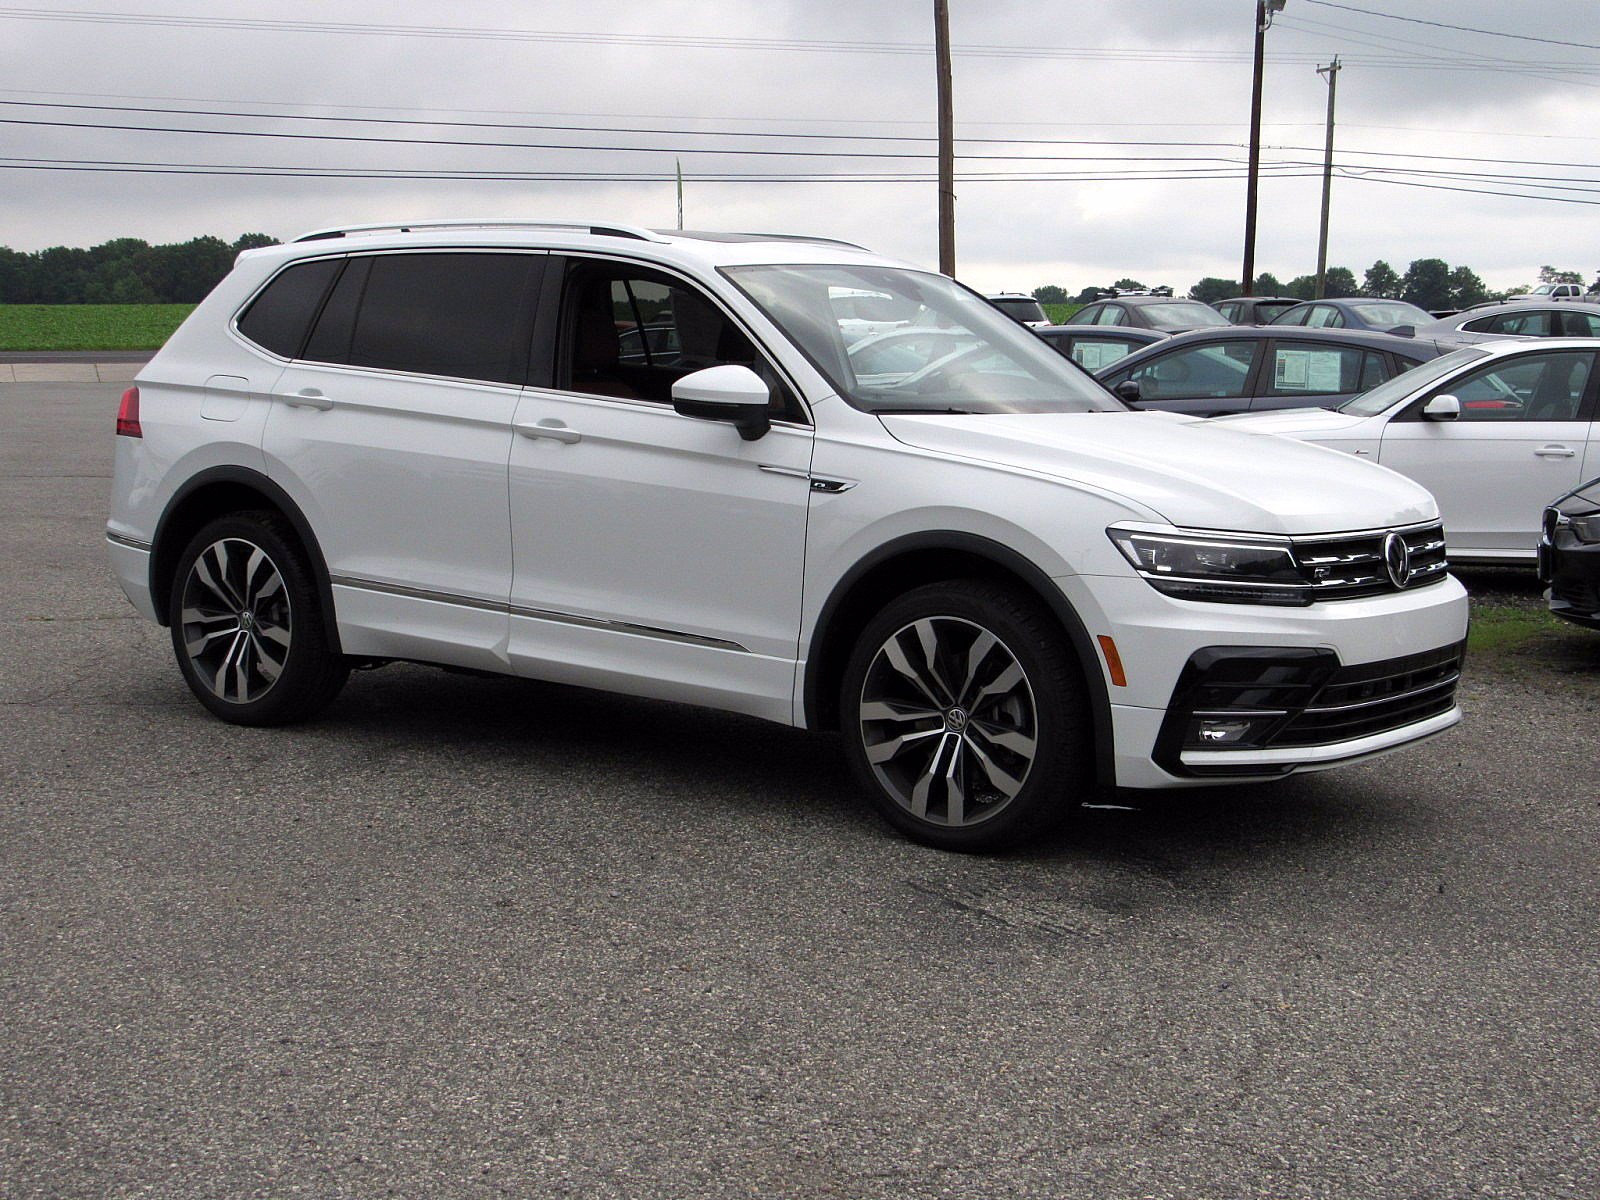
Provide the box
[167,511,348,725]
[839,580,1092,851]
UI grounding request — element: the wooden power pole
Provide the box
[1242,0,1285,296]
[1314,57,1341,298]
[934,0,956,277]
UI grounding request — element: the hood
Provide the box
[879,410,1435,536]
[1211,407,1370,436]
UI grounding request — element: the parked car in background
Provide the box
[1540,475,1600,628]
[1063,293,1233,333]
[1217,340,1600,562]
[1034,324,1168,371]
[1271,297,1436,334]
[1214,295,1299,325]
[986,293,1050,328]
[106,217,1470,851]
[1094,326,1438,417]
[1507,283,1594,303]
[1413,301,1600,348]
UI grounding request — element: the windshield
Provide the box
[723,264,1126,414]
[1339,346,1487,416]
[1141,301,1231,330]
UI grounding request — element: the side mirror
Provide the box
[1421,393,1460,421]
[671,364,772,441]
[1113,379,1142,403]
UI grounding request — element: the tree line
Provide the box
[0,234,280,304]
[1034,262,1600,313]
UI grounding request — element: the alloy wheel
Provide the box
[178,537,293,704]
[858,616,1039,828]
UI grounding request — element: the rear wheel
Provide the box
[167,511,347,725]
[840,580,1092,851]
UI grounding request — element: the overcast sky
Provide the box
[3,0,1599,294]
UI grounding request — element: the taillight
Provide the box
[116,386,142,438]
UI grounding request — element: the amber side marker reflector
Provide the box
[1097,635,1127,687]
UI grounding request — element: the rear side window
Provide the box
[304,252,542,385]
[1067,337,1136,371]
[1268,342,1367,395]
[235,258,342,358]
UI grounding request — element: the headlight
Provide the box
[1569,515,1600,544]
[1107,527,1310,606]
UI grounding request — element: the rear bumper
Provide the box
[106,530,158,623]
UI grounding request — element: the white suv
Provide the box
[108,220,1469,850]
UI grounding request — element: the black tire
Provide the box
[839,579,1092,851]
[167,510,348,725]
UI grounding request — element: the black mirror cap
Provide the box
[672,396,771,441]
[1113,379,1143,404]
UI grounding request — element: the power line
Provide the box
[1303,1,1600,53]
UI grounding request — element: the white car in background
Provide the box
[1218,340,1600,563]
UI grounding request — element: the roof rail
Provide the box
[292,219,665,244]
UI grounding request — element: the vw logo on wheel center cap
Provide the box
[1383,531,1412,589]
[945,707,969,732]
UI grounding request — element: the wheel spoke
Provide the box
[956,629,998,709]
[881,629,945,709]
[212,630,246,698]
[864,725,944,766]
[970,659,1025,709]
[860,698,944,726]
[911,619,956,706]
[184,618,241,657]
[243,545,283,607]
[251,632,285,681]
[969,718,1037,761]
[961,732,1027,799]
[943,735,966,825]
[192,551,242,613]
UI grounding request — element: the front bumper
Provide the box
[1539,530,1600,630]
[1054,572,1470,788]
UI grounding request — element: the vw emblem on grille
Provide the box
[1383,531,1412,589]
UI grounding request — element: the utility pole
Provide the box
[934,0,956,277]
[1242,0,1286,296]
[1313,56,1341,298]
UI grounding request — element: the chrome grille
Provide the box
[1293,522,1449,600]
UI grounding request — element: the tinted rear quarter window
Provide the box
[235,257,343,358]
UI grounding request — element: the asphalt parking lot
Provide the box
[3,382,1598,1199]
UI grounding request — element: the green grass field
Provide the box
[0,304,194,352]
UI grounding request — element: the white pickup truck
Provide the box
[1507,282,1596,302]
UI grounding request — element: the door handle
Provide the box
[283,388,333,411]
[515,419,581,444]
[1534,445,1576,458]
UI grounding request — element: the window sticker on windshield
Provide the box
[1275,349,1344,392]
[1074,341,1129,370]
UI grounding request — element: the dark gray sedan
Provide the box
[1270,297,1435,334]
[1094,325,1442,416]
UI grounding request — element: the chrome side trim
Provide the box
[329,574,749,653]
[106,531,152,552]
[508,604,750,653]
[758,464,858,493]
